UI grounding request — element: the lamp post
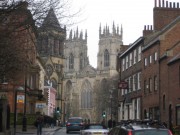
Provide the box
[109,90,113,128]
[22,77,27,131]
[14,86,24,135]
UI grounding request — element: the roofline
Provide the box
[142,16,180,51]
[120,37,144,58]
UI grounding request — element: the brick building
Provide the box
[141,0,180,128]
[0,1,43,115]
[118,37,144,121]
[117,0,180,129]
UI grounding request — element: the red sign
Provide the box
[118,81,128,89]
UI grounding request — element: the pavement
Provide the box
[14,125,62,135]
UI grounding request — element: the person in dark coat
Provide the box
[108,119,112,129]
[36,114,44,135]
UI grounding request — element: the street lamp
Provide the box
[109,90,113,127]
[14,86,24,135]
[22,77,27,131]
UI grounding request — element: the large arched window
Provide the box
[81,80,93,109]
[104,49,109,67]
[69,53,74,69]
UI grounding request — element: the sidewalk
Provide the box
[15,125,61,134]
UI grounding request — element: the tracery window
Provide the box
[69,53,74,70]
[104,49,109,67]
[81,80,92,109]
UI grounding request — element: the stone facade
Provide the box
[63,23,123,122]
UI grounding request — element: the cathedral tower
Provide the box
[97,22,123,77]
[64,28,89,73]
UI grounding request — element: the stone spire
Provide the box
[80,31,83,39]
[99,23,101,38]
[121,24,123,40]
[42,8,61,30]
[76,27,79,39]
[69,29,72,40]
[85,29,87,42]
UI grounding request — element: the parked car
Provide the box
[66,117,84,133]
[109,120,173,135]
[80,124,109,135]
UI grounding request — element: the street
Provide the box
[55,127,80,135]
[15,127,80,135]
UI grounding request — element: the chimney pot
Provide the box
[166,1,168,8]
[159,0,161,7]
[170,2,172,8]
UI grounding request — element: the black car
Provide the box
[109,120,173,135]
[66,117,84,133]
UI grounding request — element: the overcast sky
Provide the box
[69,0,179,68]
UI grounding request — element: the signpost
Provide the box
[118,81,128,89]
[35,102,46,108]
[17,95,24,103]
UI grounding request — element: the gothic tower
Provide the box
[36,8,66,119]
[64,28,89,73]
[97,22,123,77]
[37,8,66,57]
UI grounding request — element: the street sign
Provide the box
[118,81,128,89]
[36,102,46,108]
[17,95,24,103]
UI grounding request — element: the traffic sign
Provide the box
[118,81,128,89]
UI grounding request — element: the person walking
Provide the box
[36,114,44,135]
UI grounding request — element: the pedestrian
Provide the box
[108,119,112,129]
[36,114,44,135]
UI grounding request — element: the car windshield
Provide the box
[88,125,104,129]
[134,130,169,135]
[68,119,82,123]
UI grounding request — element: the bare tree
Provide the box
[0,0,81,27]
[0,0,81,82]
[93,77,119,122]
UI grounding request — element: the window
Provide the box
[154,52,157,61]
[144,58,147,67]
[126,56,129,69]
[133,74,137,91]
[69,53,74,69]
[133,49,137,64]
[129,53,132,67]
[137,72,141,90]
[138,46,141,61]
[104,49,109,67]
[154,76,158,91]
[81,80,93,109]
[121,89,124,95]
[149,78,152,92]
[128,77,132,92]
[149,55,152,64]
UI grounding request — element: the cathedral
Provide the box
[37,8,125,123]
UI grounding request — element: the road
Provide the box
[55,127,80,135]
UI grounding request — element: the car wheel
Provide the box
[66,130,69,134]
